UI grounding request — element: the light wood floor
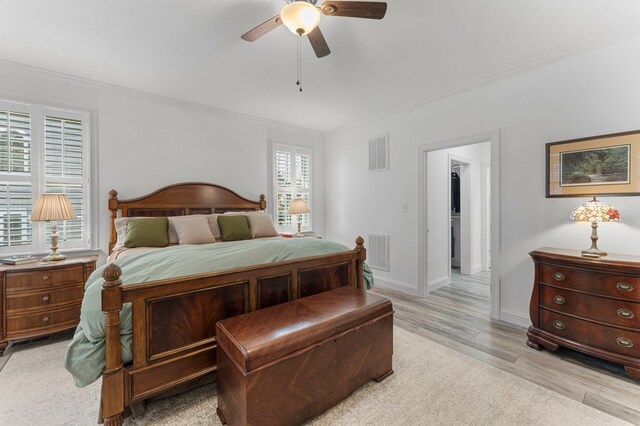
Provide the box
[371,270,640,424]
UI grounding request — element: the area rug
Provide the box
[0,327,628,425]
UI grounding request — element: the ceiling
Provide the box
[2,0,640,131]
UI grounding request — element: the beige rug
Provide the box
[0,327,628,425]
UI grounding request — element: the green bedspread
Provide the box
[64,238,373,387]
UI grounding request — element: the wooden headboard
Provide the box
[108,182,267,254]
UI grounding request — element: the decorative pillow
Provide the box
[217,215,252,242]
[115,216,178,248]
[124,217,169,248]
[247,214,278,238]
[169,216,216,245]
[207,214,222,240]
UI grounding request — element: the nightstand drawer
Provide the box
[6,304,81,336]
[540,264,640,300]
[540,285,588,318]
[6,285,84,314]
[6,265,85,293]
[589,322,640,358]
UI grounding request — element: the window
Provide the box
[0,100,91,255]
[271,143,312,232]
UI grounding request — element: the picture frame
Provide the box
[546,130,640,198]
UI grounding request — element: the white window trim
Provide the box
[0,99,95,256]
[269,141,313,233]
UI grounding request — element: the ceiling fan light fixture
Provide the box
[280,1,321,36]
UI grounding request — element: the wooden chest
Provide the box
[527,247,640,379]
[0,256,96,355]
[215,287,394,426]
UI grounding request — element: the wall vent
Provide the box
[367,233,390,271]
[368,134,389,172]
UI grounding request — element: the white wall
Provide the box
[426,142,490,289]
[324,35,640,326]
[0,62,325,260]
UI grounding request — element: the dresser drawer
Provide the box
[588,321,640,358]
[540,309,589,344]
[5,265,85,293]
[6,285,84,314]
[540,284,640,328]
[540,264,640,300]
[6,304,81,336]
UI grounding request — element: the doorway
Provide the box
[418,131,500,320]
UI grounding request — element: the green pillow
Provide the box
[124,217,169,248]
[217,215,252,242]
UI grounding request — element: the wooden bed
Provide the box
[101,183,367,425]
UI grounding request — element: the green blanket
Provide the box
[64,238,373,387]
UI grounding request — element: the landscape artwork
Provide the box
[546,130,640,197]
[560,145,630,187]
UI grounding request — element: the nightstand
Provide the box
[0,256,97,355]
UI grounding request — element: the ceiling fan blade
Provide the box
[241,15,282,42]
[319,1,387,19]
[308,27,331,58]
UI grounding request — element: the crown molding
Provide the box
[325,32,640,137]
[0,58,323,136]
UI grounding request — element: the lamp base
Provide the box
[42,252,67,262]
[581,247,607,258]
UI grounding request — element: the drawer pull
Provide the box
[617,337,634,349]
[552,319,566,330]
[552,295,566,305]
[42,275,49,281]
[617,282,634,293]
[617,309,635,319]
[42,295,50,303]
[42,316,49,323]
[552,272,566,281]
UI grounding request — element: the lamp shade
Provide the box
[30,194,76,222]
[289,197,310,215]
[280,1,321,36]
[570,196,620,223]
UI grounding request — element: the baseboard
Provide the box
[428,276,450,293]
[374,277,420,297]
[500,308,531,328]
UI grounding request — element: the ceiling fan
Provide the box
[241,0,388,58]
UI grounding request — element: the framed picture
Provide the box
[546,130,640,197]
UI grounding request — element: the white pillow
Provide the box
[247,214,278,238]
[169,216,215,245]
[114,216,178,248]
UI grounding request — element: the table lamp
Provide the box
[288,197,310,238]
[30,194,77,261]
[570,196,620,257]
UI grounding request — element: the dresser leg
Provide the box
[526,340,542,351]
[0,341,8,356]
[624,366,640,380]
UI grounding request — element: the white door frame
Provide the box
[418,130,501,320]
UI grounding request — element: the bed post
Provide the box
[259,194,267,210]
[102,264,125,426]
[355,236,366,290]
[108,190,119,255]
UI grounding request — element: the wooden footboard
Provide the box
[101,237,367,426]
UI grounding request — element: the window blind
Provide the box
[272,144,312,232]
[0,100,91,255]
[44,116,85,244]
[0,183,32,247]
[0,110,31,174]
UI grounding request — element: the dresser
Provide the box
[527,248,640,379]
[0,256,96,355]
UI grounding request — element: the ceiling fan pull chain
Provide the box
[296,35,303,92]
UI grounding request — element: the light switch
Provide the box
[401,203,408,213]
